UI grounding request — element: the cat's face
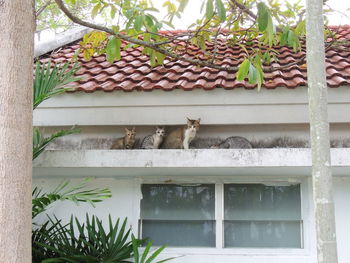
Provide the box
[155,126,166,137]
[186,118,200,131]
[125,127,136,139]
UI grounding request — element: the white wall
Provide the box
[32,86,350,262]
[333,177,350,262]
[31,175,318,263]
[33,176,350,263]
[34,87,350,127]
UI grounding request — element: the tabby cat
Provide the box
[111,127,136,149]
[211,136,252,149]
[162,118,200,149]
[141,126,166,149]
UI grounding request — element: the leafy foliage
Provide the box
[33,60,82,159]
[32,178,112,219]
[131,235,174,263]
[34,215,135,263]
[33,127,80,160]
[33,60,80,109]
[35,0,94,32]
[33,218,66,263]
[47,0,334,89]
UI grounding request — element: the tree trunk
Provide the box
[0,1,34,262]
[306,1,338,262]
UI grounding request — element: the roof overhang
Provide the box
[34,86,350,126]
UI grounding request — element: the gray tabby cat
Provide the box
[211,136,252,149]
[141,126,166,149]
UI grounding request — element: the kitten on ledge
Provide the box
[111,127,136,149]
[162,118,200,149]
[211,136,252,149]
[141,126,166,149]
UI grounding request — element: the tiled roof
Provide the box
[42,26,350,92]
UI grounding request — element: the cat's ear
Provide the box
[197,118,201,123]
[125,127,129,132]
[132,127,136,132]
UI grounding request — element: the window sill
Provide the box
[158,247,310,256]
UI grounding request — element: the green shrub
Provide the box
[34,215,134,263]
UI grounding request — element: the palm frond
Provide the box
[33,126,80,160]
[32,178,112,219]
[131,235,175,263]
[33,60,81,109]
[35,215,134,263]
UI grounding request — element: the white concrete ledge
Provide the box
[33,148,350,178]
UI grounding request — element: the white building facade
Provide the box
[33,86,350,263]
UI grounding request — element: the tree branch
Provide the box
[36,0,53,18]
[230,0,257,20]
[54,0,307,73]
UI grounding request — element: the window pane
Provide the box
[224,184,301,220]
[142,220,216,247]
[224,220,302,248]
[141,184,215,220]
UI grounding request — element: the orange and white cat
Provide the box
[162,118,200,149]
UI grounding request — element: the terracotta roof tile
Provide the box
[42,26,350,92]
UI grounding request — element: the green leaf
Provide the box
[215,0,226,22]
[263,52,271,64]
[144,7,160,12]
[91,3,101,19]
[33,61,80,109]
[132,235,139,263]
[162,20,175,29]
[178,0,189,13]
[106,37,122,62]
[110,5,117,19]
[295,20,306,36]
[140,240,152,263]
[266,14,275,47]
[134,15,144,31]
[144,15,154,28]
[112,25,120,33]
[287,30,299,51]
[150,50,156,67]
[280,26,289,46]
[145,245,167,263]
[155,52,166,65]
[256,63,264,91]
[257,2,269,31]
[32,179,111,218]
[248,64,257,84]
[236,59,250,81]
[205,0,214,20]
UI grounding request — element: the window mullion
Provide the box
[215,183,224,249]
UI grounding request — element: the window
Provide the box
[140,184,216,247]
[140,183,302,249]
[224,184,302,248]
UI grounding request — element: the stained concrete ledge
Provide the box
[33,149,350,178]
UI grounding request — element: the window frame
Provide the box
[136,177,313,256]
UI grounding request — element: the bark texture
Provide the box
[306,0,338,262]
[0,1,34,262]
